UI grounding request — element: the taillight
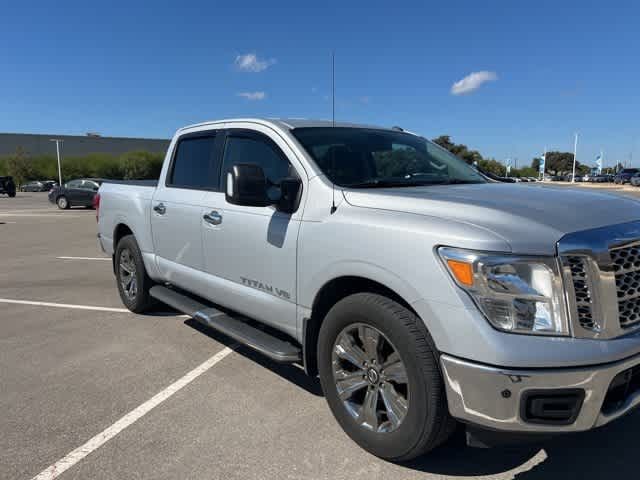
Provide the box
[93,193,100,222]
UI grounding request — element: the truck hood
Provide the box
[343,183,640,255]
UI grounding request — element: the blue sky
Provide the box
[1,0,639,167]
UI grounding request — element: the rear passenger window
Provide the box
[168,134,218,190]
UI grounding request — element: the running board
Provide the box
[149,285,301,363]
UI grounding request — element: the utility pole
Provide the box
[50,139,63,185]
[571,133,578,183]
[49,138,64,186]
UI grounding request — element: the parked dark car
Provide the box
[48,178,103,209]
[615,168,639,184]
[21,180,53,192]
[476,168,517,183]
[0,176,17,197]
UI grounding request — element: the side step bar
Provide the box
[150,285,301,363]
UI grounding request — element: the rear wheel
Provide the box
[318,293,456,461]
[114,234,156,313]
[56,196,70,209]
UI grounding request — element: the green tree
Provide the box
[120,151,164,180]
[531,157,541,171]
[431,135,482,164]
[7,146,35,186]
[477,158,506,176]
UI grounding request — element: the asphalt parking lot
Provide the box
[2,189,640,480]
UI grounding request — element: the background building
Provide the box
[0,133,169,157]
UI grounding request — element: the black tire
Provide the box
[8,192,16,198]
[56,195,70,209]
[114,234,156,313]
[318,293,456,461]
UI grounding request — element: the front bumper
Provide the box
[440,352,640,433]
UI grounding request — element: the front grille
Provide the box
[610,244,640,329]
[565,256,596,330]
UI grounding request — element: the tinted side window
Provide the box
[168,134,218,190]
[80,181,99,190]
[222,135,294,186]
[67,180,82,188]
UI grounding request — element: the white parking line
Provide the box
[57,256,111,261]
[31,346,235,480]
[0,298,191,319]
[0,298,129,313]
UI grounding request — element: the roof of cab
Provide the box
[178,117,399,133]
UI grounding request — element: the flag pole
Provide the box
[571,133,578,183]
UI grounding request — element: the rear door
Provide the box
[78,180,100,205]
[150,130,220,281]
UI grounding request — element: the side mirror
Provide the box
[277,177,302,214]
[225,164,302,213]
[225,164,272,207]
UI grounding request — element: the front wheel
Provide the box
[318,293,456,461]
[56,196,70,209]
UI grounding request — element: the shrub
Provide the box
[0,148,165,183]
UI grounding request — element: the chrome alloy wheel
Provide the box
[332,323,409,433]
[118,248,138,300]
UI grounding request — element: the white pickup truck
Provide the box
[98,118,640,460]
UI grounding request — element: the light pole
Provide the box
[571,133,578,183]
[50,139,63,185]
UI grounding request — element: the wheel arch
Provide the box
[303,275,419,377]
[112,223,134,273]
[113,223,134,248]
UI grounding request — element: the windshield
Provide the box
[292,127,486,187]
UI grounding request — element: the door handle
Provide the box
[203,211,222,225]
[153,203,166,215]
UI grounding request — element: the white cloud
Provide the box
[237,91,266,101]
[234,53,276,72]
[451,71,498,95]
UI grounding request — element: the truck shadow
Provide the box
[171,312,640,479]
[402,410,640,478]
[183,318,323,397]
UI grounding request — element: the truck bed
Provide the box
[97,180,158,259]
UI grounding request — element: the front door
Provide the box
[64,179,85,204]
[201,128,303,338]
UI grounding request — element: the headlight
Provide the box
[438,247,570,336]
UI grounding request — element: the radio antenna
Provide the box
[330,50,337,214]
[332,50,336,127]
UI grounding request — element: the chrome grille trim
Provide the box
[610,242,640,329]
[564,256,597,330]
[558,220,640,340]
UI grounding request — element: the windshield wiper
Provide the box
[344,178,483,188]
[430,179,484,185]
[344,179,437,188]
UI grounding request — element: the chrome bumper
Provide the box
[440,353,640,433]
